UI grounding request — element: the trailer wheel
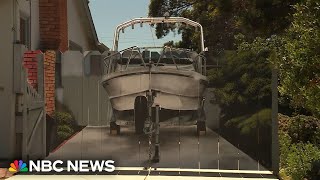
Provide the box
[110,121,120,135]
[134,96,148,134]
[197,121,206,136]
[197,108,206,135]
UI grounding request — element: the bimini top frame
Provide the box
[112,17,205,52]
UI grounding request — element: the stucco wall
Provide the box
[0,0,40,160]
[17,0,31,48]
[31,0,40,50]
[67,0,92,51]
[0,0,16,159]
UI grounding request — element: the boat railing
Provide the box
[103,46,207,76]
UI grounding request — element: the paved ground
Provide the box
[44,125,275,178]
[0,168,13,179]
[9,175,279,180]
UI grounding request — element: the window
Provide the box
[20,17,30,48]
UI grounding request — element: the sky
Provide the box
[89,0,181,50]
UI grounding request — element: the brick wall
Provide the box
[23,50,56,116]
[23,50,42,89]
[39,0,68,52]
[58,0,68,52]
[44,51,56,116]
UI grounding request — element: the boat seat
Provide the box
[142,50,150,62]
[151,51,160,61]
[159,50,193,65]
[120,50,143,65]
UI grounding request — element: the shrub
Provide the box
[53,111,77,141]
[285,143,320,180]
[279,114,320,146]
[57,124,74,141]
[288,115,320,146]
[278,113,291,133]
[54,112,74,126]
[279,114,320,179]
[279,132,292,169]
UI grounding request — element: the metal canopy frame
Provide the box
[104,46,207,75]
[112,17,205,52]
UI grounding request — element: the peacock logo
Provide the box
[9,160,28,173]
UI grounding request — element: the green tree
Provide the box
[277,0,320,117]
[237,0,320,117]
[208,48,272,133]
[149,0,300,53]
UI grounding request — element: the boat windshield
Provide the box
[103,46,206,75]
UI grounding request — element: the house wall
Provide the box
[0,0,41,160]
[0,0,16,160]
[0,0,37,159]
[31,0,40,50]
[67,0,92,51]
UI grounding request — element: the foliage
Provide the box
[208,50,272,106]
[54,111,77,141]
[149,0,320,117]
[149,0,320,178]
[207,49,272,132]
[279,131,292,169]
[54,112,74,125]
[57,125,74,140]
[285,142,320,180]
[279,114,320,147]
[149,0,300,53]
[237,0,320,118]
[279,113,320,180]
[276,0,320,118]
[287,115,320,146]
[226,108,272,134]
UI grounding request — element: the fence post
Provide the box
[13,44,27,93]
[21,68,28,161]
[37,53,47,158]
[272,69,279,176]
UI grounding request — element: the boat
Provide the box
[101,17,208,140]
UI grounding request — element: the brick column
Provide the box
[39,0,68,52]
[44,51,56,116]
[23,50,56,116]
[23,50,43,89]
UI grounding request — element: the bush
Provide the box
[53,111,77,141]
[54,112,74,126]
[285,143,320,180]
[279,132,292,168]
[279,114,320,146]
[279,114,320,179]
[57,124,74,141]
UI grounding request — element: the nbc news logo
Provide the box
[8,160,115,173]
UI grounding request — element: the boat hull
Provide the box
[102,68,208,111]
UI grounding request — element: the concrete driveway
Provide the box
[43,125,275,178]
